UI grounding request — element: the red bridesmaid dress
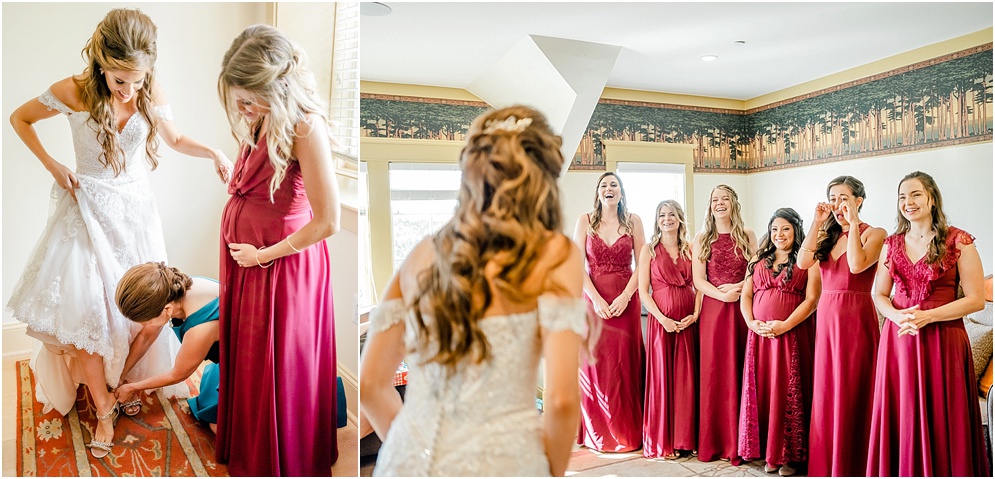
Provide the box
[578,233,644,452]
[643,244,698,458]
[807,223,879,476]
[217,135,338,476]
[697,233,748,464]
[865,227,989,476]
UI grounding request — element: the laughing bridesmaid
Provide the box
[692,184,756,464]
[573,172,645,453]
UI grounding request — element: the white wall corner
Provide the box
[466,34,621,168]
[3,322,33,358]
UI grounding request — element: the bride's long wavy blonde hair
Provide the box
[218,24,333,201]
[74,8,161,176]
[413,106,569,367]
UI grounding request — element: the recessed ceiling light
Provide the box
[701,55,719,62]
[361,2,392,16]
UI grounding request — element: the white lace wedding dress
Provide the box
[368,295,587,477]
[6,89,185,415]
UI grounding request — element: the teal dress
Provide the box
[171,287,220,424]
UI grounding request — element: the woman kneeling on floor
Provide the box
[114,262,221,432]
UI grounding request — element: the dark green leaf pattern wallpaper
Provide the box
[361,45,992,173]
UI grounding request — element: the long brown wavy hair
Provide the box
[748,208,805,282]
[698,184,751,262]
[588,172,633,236]
[814,175,867,262]
[116,262,192,323]
[73,8,161,176]
[895,171,949,265]
[412,106,568,367]
[647,200,691,260]
[219,24,333,202]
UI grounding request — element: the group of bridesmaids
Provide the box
[574,171,990,477]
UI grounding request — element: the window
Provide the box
[330,2,359,171]
[615,162,687,240]
[388,163,461,270]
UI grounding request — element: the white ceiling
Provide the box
[360,2,993,101]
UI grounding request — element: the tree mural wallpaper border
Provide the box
[360,44,992,173]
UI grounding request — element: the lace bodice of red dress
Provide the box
[885,226,974,308]
[587,234,635,276]
[706,233,748,285]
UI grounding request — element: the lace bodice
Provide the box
[368,296,587,476]
[706,233,748,285]
[37,89,171,180]
[885,226,975,308]
[586,234,634,276]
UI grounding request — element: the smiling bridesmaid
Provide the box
[692,184,757,464]
[867,171,988,476]
[573,172,645,453]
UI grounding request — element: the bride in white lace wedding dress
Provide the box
[361,106,589,477]
[5,8,231,458]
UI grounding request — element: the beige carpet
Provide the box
[361,443,778,477]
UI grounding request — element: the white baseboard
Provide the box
[338,363,360,423]
[3,322,33,358]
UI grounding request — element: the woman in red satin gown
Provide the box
[216,25,341,476]
[573,172,645,452]
[691,184,757,464]
[867,171,988,477]
[796,175,886,477]
[637,200,701,459]
[738,208,820,477]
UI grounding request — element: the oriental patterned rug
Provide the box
[15,359,227,476]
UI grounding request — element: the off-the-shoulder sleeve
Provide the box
[538,295,588,337]
[368,298,406,337]
[38,89,73,115]
[153,104,173,122]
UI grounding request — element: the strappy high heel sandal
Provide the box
[122,399,143,417]
[88,402,120,459]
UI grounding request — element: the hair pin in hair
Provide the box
[483,116,532,134]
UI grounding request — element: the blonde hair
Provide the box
[647,200,691,260]
[588,172,633,236]
[219,24,333,201]
[74,8,160,176]
[116,262,192,322]
[699,184,752,262]
[413,106,568,367]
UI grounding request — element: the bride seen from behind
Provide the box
[360,105,588,476]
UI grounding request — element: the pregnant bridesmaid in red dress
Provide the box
[738,208,820,477]
[796,176,886,477]
[573,172,645,452]
[637,200,701,459]
[867,171,988,477]
[217,26,341,476]
[691,185,757,464]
